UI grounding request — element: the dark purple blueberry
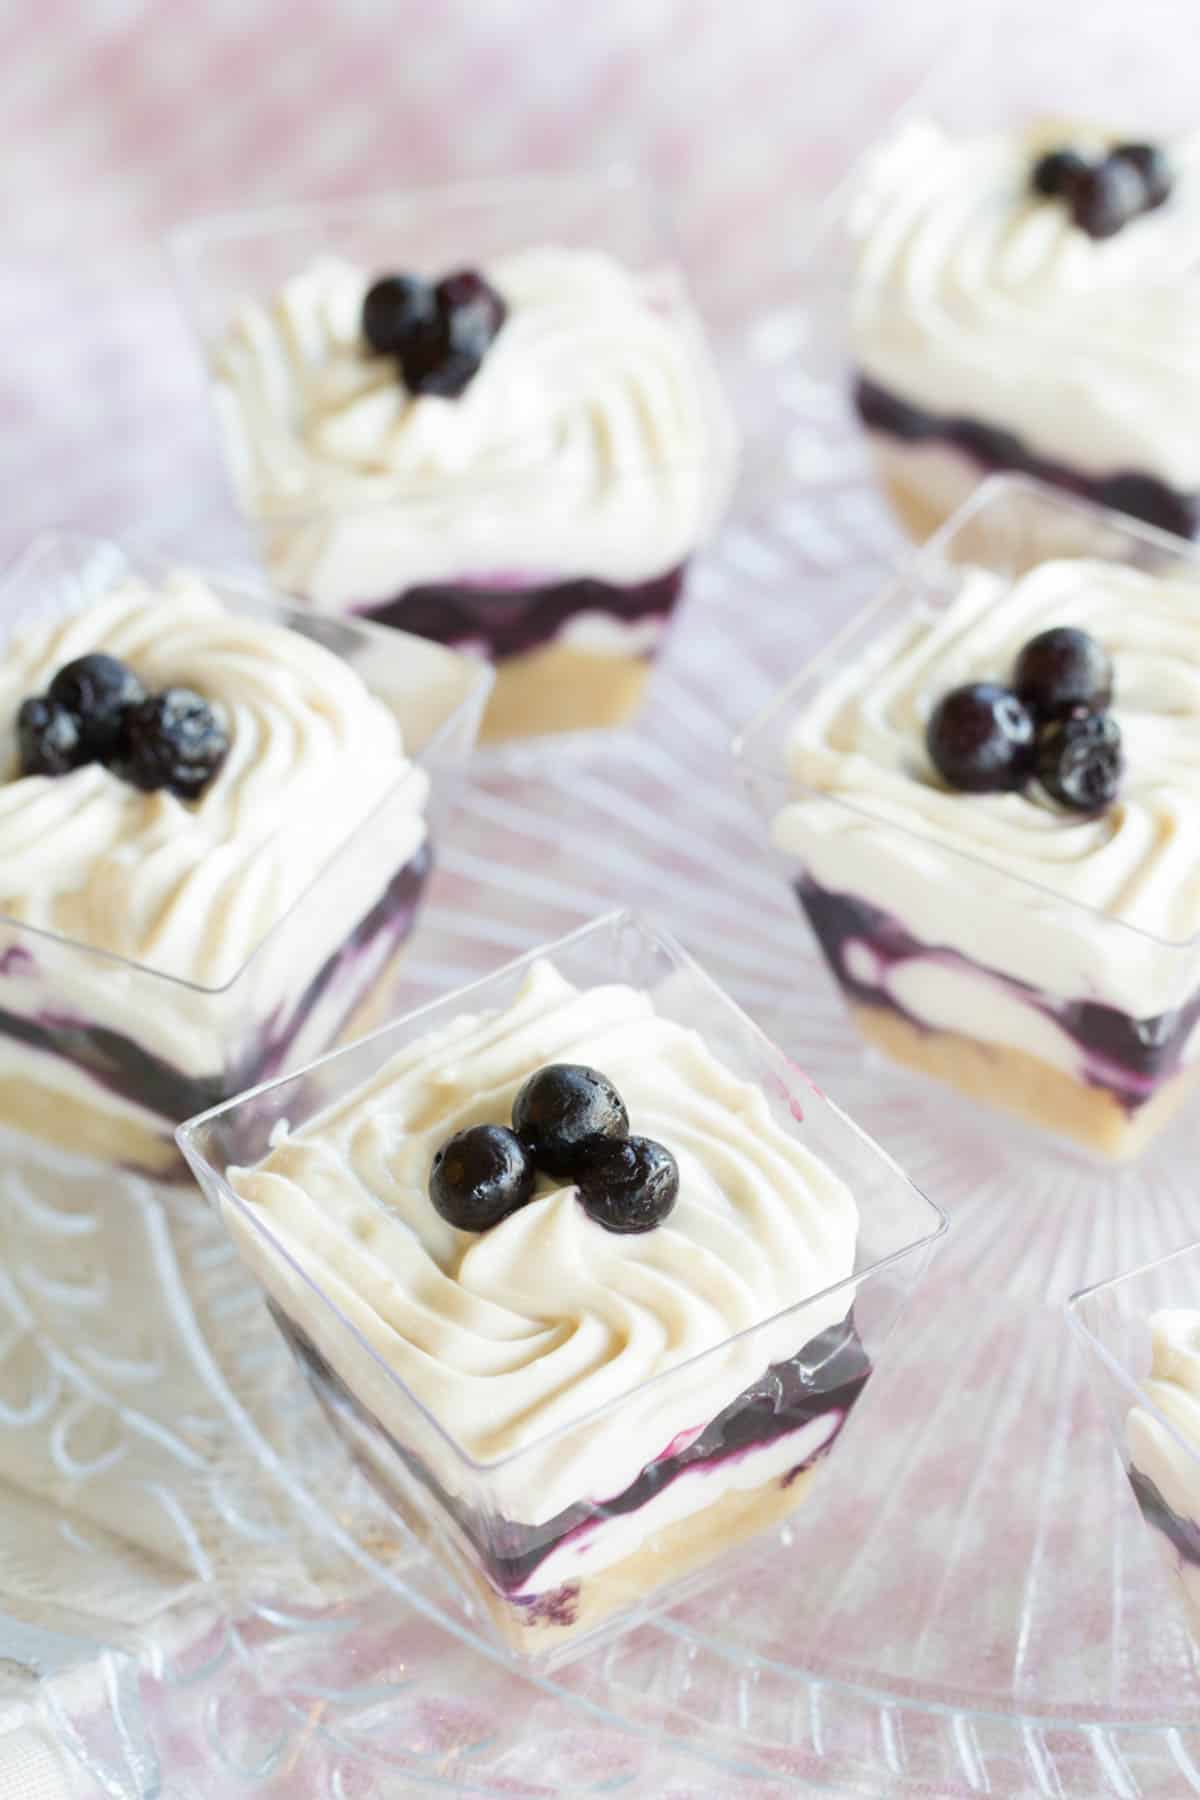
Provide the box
[361,273,438,356]
[429,1123,536,1231]
[575,1134,680,1234]
[925,682,1036,793]
[16,696,84,777]
[1014,627,1113,720]
[1036,711,1123,812]
[512,1063,628,1177]
[1031,147,1090,199]
[1070,156,1146,239]
[1111,141,1173,211]
[47,653,145,759]
[399,269,507,400]
[113,688,229,800]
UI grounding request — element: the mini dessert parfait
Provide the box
[170,178,738,741]
[1070,1247,1200,1648]
[0,532,489,1176]
[847,116,1200,541]
[736,478,1200,1161]
[178,911,944,1662]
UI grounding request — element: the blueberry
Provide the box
[113,688,229,799]
[399,268,506,400]
[47,653,145,760]
[1070,156,1146,239]
[362,273,437,356]
[1014,627,1113,719]
[17,696,84,777]
[1111,141,1173,211]
[575,1135,680,1234]
[1031,147,1090,199]
[512,1063,629,1176]
[429,1123,536,1231]
[925,682,1036,793]
[1036,711,1123,812]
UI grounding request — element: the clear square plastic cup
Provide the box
[1069,1242,1200,1651]
[177,909,945,1667]
[811,26,1200,545]
[0,530,491,1177]
[734,474,1200,1162]
[168,174,739,742]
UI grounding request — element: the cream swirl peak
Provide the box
[775,557,1200,1015]
[849,119,1200,488]
[0,570,426,987]
[227,960,859,1524]
[212,246,737,605]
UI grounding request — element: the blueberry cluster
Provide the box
[429,1061,680,1235]
[17,652,229,800]
[362,266,507,399]
[1031,141,1172,241]
[926,626,1123,813]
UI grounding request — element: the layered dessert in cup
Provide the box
[736,476,1200,1161]
[847,115,1200,541]
[1070,1245,1200,1647]
[169,176,739,742]
[177,910,944,1662]
[0,532,490,1176]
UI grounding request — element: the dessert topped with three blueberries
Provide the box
[430,1061,679,1235]
[17,650,228,798]
[926,624,1123,812]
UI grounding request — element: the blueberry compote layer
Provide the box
[0,841,432,1131]
[359,565,686,659]
[797,876,1200,1111]
[854,373,1200,541]
[270,1301,869,1607]
[1129,1466,1200,1566]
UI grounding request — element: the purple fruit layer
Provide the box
[0,841,433,1133]
[1130,1466,1200,1567]
[797,876,1200,1111]
[354,565,686,660]
[854,373,1200,541]
[269,1301,869,1609]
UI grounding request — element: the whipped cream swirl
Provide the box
[850,120,1200,487]
[775,558,1200,1017]
[227,961,858,1525]
[212,248,737,608]
[0,573,427,1068]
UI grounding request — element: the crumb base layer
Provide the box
[850,1002,1199,1160]
[479,641,651,741]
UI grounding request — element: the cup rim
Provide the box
[731,471,1200,955]
[177,905,948,1476]
[0,528,492,997]
[1067,1240,1200,1475]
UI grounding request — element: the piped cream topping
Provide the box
[1128,1309,1200,1528]
[0,571,426,987]
[212,247,738,607]
[850,120,1200,487]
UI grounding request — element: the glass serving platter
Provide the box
[8,444,1200,1798]
[8,13,1200,1794]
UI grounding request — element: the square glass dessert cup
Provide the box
[734,475,1200,1162]
[177,909,945,1667]
[0,530,491,1178]
[168,174,739,744]
[1069,1242,1200,1651]
[799,26,1200,545]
